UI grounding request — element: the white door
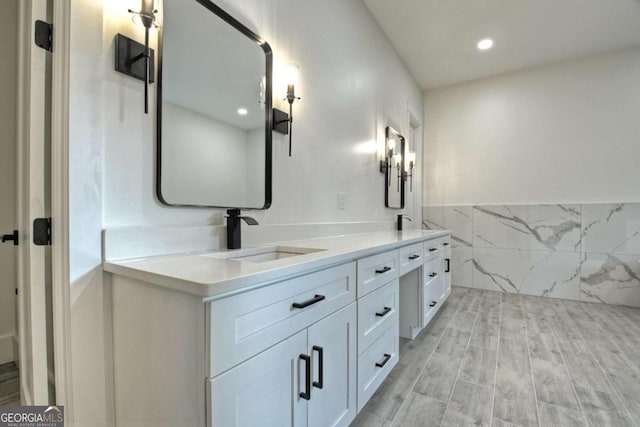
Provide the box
[307,303,357,427]
[16,0,53,405]
[209,330,308,427]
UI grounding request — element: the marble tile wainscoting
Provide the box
[422,204,640,307]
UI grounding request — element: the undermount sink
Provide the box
[202,246,326,263]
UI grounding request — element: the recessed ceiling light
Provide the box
[477,38,494,51]
[237,108,248,116]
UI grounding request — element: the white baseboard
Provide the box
[0,333,16,365]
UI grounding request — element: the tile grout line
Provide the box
[488,292,503,427]
[521,296,542,427]
[561,305,639,427]
[438,291,486,427]
[543,306,590,425]
[388,288,469,427]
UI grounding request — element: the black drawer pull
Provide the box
[445,258,451,273]
[443,242,450,246]
[376,353,392,368]
[375,266,391,274]
[429,247,438,252]
[376,307,392,317]
[300,354,311,400]
[312,346,323,389]
[429,272,438,278]
[292,294,325,309]
[429,301,437,307]
[408,254,420,260]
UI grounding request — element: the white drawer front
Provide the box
[357,321,399,412]
[357,249,399,297]
[357,280,399,354]
[423,279,441,326]
[398,242,424,275]
[423,239,442,261]
[423,257,440,283]
[208,262,356,377]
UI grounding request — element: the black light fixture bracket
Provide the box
[115,33,155,83]
[273,108,289,134]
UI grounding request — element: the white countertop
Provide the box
[103,229,450,299]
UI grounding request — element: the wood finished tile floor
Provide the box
[0,362,20,406]
[351,287,640,427]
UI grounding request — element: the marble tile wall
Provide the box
[423,204,640,307]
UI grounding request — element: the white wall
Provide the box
[69,0,109,424]
[423,47,640,206]
[102,0,423,228]
[0,0,18,365]
[67,0,423,423]
[161,102,252,207]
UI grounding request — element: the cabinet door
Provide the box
[442,244,452,298]
[208,330,308,427]
[307,303,357,427]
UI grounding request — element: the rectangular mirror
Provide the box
[157,0,272,208]
[384,126,405,209]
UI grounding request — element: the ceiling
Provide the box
[362,0,640,89]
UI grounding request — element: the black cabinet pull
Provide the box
[292,294,325,309]
[445,258,451,273]
[376,353,392,368]
[443,242,450,246]
[300,354,311,400]
[376,307,392,317]
[312,346,323,389]
[429,301,437,307]
[429,247,438,252]
[375,266,391,274]
[408,254,420,260]
[429,272,438,278]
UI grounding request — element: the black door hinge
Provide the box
[33,218,52,246]
[35,20,53,52]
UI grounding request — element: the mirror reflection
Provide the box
[157,0,272,208]
[384,126,405,209]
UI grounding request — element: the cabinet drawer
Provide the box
[423,239,442,261]
[357,249,399,297]
[398,242,424,275]
[357,321,399,412]
[208,262,356,377]
[358,280,399,354]
[423,278,441,326]
[423,257,440,283]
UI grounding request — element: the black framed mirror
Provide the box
[383,126,405,209]
[156,0,272,209]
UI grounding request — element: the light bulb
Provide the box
[477,38,494,51]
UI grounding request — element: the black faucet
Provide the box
[226,209,259,249]
[397,214,412,231]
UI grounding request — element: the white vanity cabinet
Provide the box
[207,263,358,427]
[421,236,452,327]
[106,230,452,427]
[209,303,357,427]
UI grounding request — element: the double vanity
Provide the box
[104,229,451,426]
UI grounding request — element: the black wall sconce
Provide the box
[404,151,416,192]
[115,0,158,114]
[273,63,300,157]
